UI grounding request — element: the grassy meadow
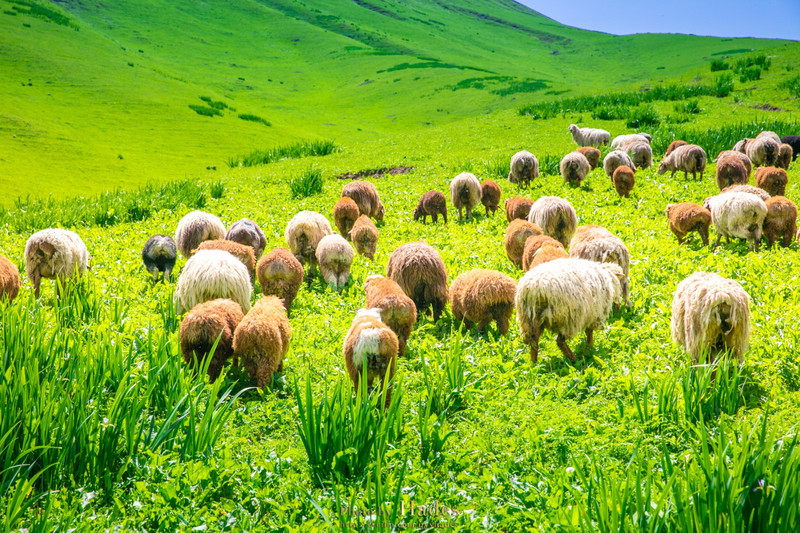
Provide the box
[3,1,800,531]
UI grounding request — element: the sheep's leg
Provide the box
[277,360,284,373]
[432,300,443,323]
[256,366,274,390]
[583,329,594,357]
[527,317,541,364]
[556,334,577,363]
[398,336,408,357]
[466,205,473,220]
[33,278,41,299]
[783,231,793,248]
[165,267,173,283]
[457,207,463,221]
[712,234,721,249]
[496,314,510,336]
[429,213,435,224]
[670,170,677,179]
[477,316,492,334]
[698,227,709,247]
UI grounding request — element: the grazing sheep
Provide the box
[623,141,653,169]
[0,254,21,303]
[449,269,517,335]
[142,234,177,283]
[508,151,539,187]
[665,140,688,157]
[25,228,89,299]
[413,190,447,224]
[781,135,800,161]
[450,172,482,221]
[746,135,780,167]
[603,150,636,178]
[657,144,707,181]
[364,275,417,357]
[343,309,398,404]
[480,180,501,215]
[763,196,797,248]
[569,225,631,306]
[665,203,711,246]
[505,196,533,222]
[285,210,333,282]
[671,272,750,364]
[256,247,304,310]
[756,131,781,144]
[315,234,354,290]
[196,240,256,282]
[350,215,379,261]
[777,143,793,170]
[732,138,750,154]
[342,181,385,221]
[521,235,568,271]
[576,147,601,169]
[560,152,591,187]
[516,258,623,363]
[717,150,752,177]
[704,192,767,251]
[754,167,788,197]
[333,197,360,239]
[715,155,748,190]
[225,218,266,258]
[175,210,226,259]
[174,249,252,314]
[233,296,291,389]
[180,299,244,382]
[612,166,635,198]
[528,196,578,248]
[567,124,610,147]
[505,219,543,269]
[611,133,651,149]
[386,242,448,322]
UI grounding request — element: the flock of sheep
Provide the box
[0,126,797,396]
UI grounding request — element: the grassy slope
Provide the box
[0,0,789,202]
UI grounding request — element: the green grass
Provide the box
[227,139,339,169]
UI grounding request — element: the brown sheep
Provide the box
[233,296,291,389]
[505,196,533,222]
[0,254,21,304]
[333,197,360,239]
[777,143,793,170]
[754,167,788,197]
[413,190,447,224]
[521,235,566,271]
[195,240,256,281]
[717,150,752,177]
[386,242,448,322]
[342,181,385,221]
[664,203,711,246]
[256,247,304,311]
[480,180,501,216]
[350,215,379,260]
[226,219,267,258]
[504,219,543,269]
[449,269,517,335]
[576,147,601,170]
[715,155,749,191]
[180,299,244,382]
[612,166,635,198]
[343,309,398,406]
[665,140,687,157]
[364,275,417,357]
[763,196,797,248]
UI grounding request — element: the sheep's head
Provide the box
[412,204,423,221]
[376,202,385,222]
[656,160,669,175]
[364,274,383,292]
[664,204,675,218]
[568,124,578,134]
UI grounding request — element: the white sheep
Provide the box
[284,210,333,283]
[559,152,591,187]
[175,210,226,259]
[25,228,89,298]
[704,191,767,251]
[746,136,781,167]
[568,125,610,147]
[603,150,636,178]
[508,151,539,187]
[450,172,482,221]
[657,144,707,180]
[610,133,651,149]
[515,258,623,363]
[174,249,252,314]
[527,196,578,248]
[671,272,750,364]
[315,234,354,290]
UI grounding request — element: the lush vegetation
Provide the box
[227,139,339,169]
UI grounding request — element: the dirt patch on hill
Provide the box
[754,104,782,111]
[336,166,414,180]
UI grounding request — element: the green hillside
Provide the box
[0,0,790,202]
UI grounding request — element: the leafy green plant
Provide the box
[189,104,222,117]
[626,106,660,129]
[674,99,700,115]
[209,180,225,199]
[710,59,730,72]
[228,139,339,168]
[238,113,271,126]
[780,75,800,97]
[289,166,324,198]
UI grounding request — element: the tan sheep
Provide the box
[0,254,21,304]
[285,210,333,283]
[612,166,635,198]
[195,240,256,282]
[175,210,226,259]
[25,228,89,299]
[657,144,706,181]
[233,296,291,389]
[333,197,360,239]
[226,219,266,258]
[315,234,354,290]
[664,203,711,246]
[364,275,417,357]
[505,196,533,222]
[256,247,304,311]
[777,143,793,170]
[560,152,591,187]
[505,219,543,269]
[623,141,653,169]
[527,196,578,248]
[720,184,770,201]
[350,215,379,260]
[386,242,448,322]
[569,225,631,306]
[717,150,752,177]
[449,269,517,335]
[746,136,780,167]
[480,180,501,216]
[575,147,601,169]
[342,181,385,221]
[343,309,398,405]
[450,172,482,221]
[715,155,748,191]
[522,236,568,271]
[508,150,539,187]
[603,150,635,178]
[763,196,797,248]
[754,167,788,197]
[413,190,447,224]
[665,140,688,157]
[180,299,244,382]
